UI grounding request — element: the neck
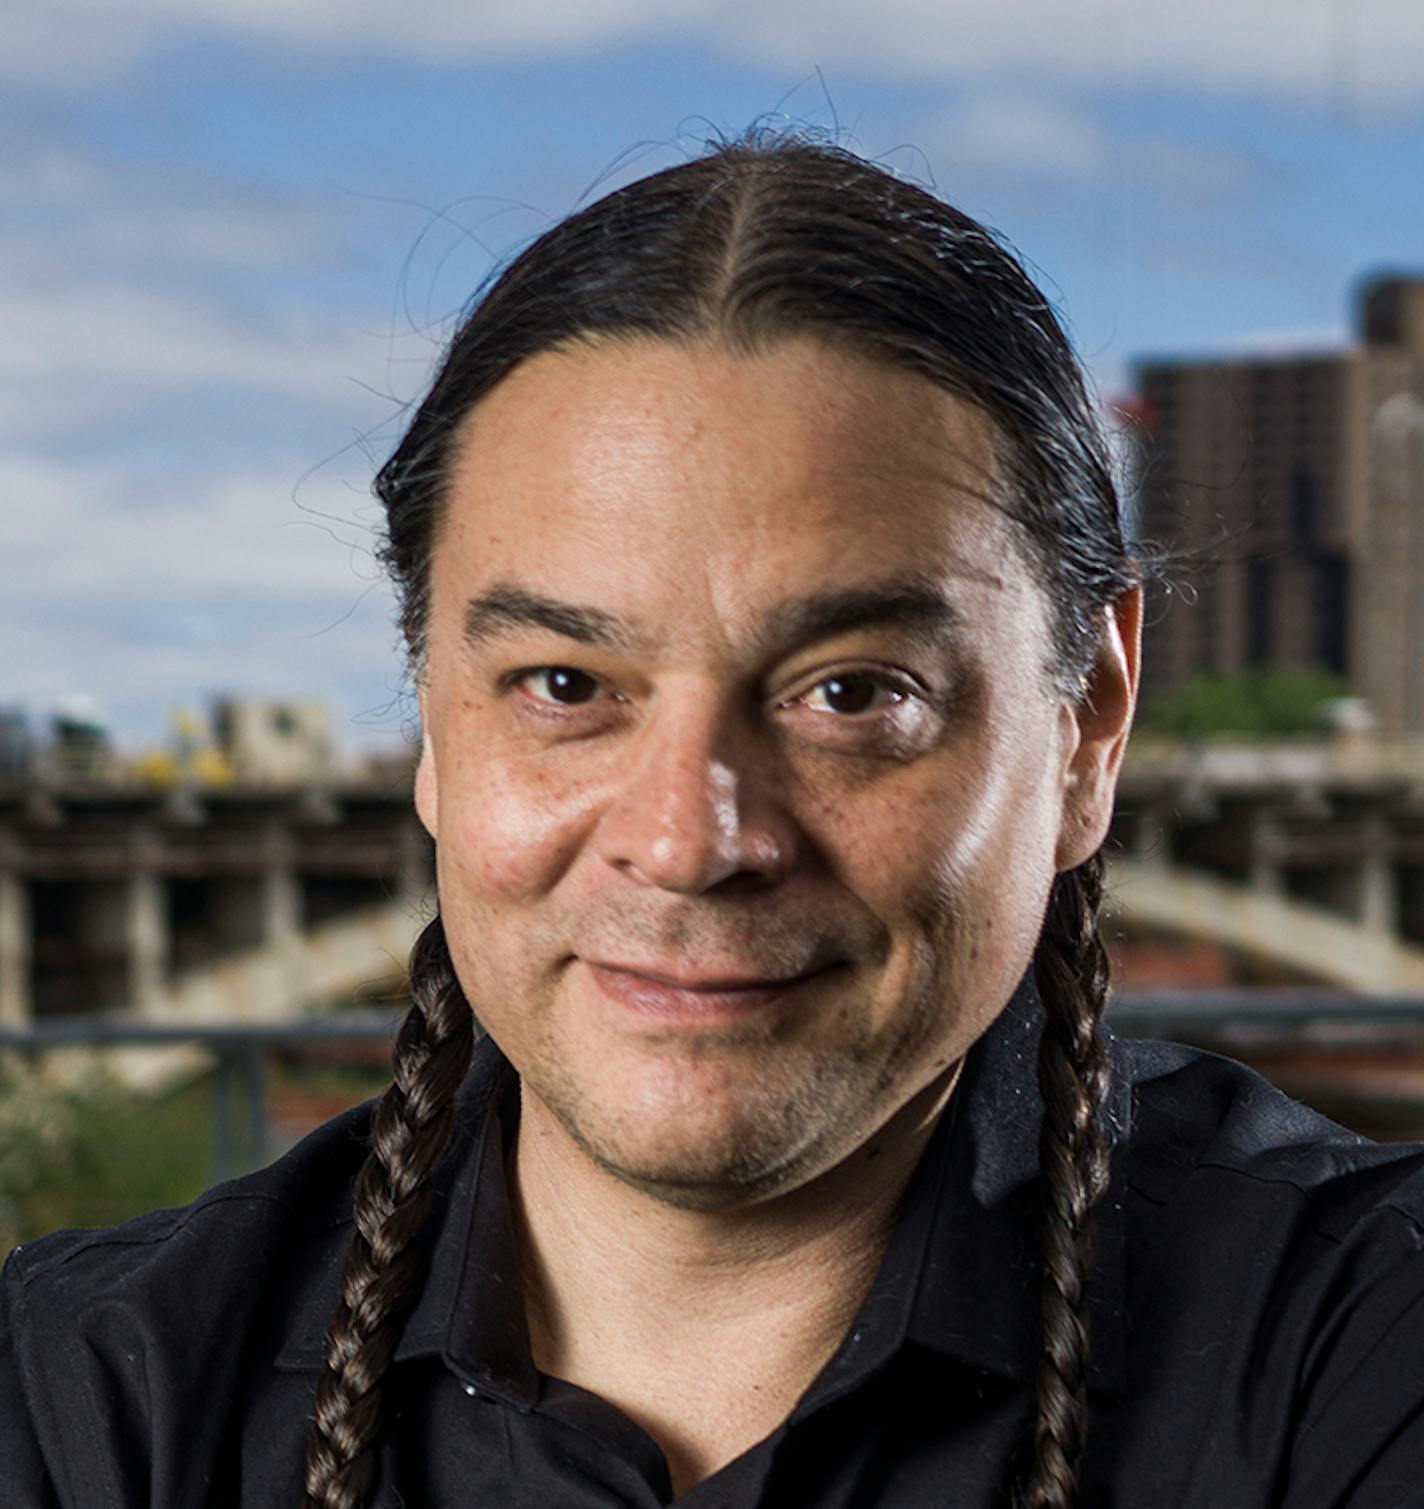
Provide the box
[510,1067,959,1494]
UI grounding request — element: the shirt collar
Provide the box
[396,1043,539,1402]
[899,973,1131,1397]
[270,1037,526,1385]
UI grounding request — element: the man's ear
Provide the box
[414,686,438,840]
[1054,585,1142,873]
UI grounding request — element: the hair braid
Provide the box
[301,915,475,1509]
[1023,850,1113,1509]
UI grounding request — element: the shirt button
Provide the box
[463,1383,479,1398]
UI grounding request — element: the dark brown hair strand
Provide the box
[1025,851,1114,1508]
[301,916,474,1508]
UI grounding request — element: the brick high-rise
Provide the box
[1133,276,1424,733]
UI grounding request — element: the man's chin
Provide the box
[552,1100,818,1212]
[585,1147,803,1213]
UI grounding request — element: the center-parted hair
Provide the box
[301,134,1137,1509]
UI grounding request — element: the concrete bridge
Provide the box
[136,899,423,1025]
[0,779,429,1025]
[1103,858,1424,992]
[1106,736,1424,992]
[6,735,1424,1026]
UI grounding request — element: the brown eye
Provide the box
[523,667,602,704]
[806,674,901,715]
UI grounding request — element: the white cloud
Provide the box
[0,272,435,448]
[7,0,1424,112]
[0,450,407,748]
[2,455,379,595]
[933,95,1109,180]
[0,136,449,751]
[0,140,343,274]
[719,0,1424,113]
[1,283,361,393]
[917,92,1248,200]
[1216,323,1350,356]
[0,135,447,444]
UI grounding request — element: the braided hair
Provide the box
[302,918,473,1508]
[302,134,1137,1506]
[1026,852,1114,1507]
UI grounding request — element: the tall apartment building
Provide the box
[1133,276,1424,733]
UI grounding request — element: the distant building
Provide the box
[43,699,116,783]
[1133,275,1424,733]
[212,698,339,785]
[0,708,33,779]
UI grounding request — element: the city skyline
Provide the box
[5,2,1424,749]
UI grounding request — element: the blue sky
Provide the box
[5,0,1423,755]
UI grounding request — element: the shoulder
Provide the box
[1107,1034,1424,1370]
[1105,1038,1424,1502]
[5,1094,374,1316]
[3,1094,382,1416]
[2,1045,506,1505]
[1113,1033,1424,1226]
[1,1098,380,1507]
[4,1036,507,1337]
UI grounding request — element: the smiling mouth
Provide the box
[582,959,837,1022]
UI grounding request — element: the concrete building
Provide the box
[0,709,33,779]
[212,698,339,785]
[1133,274,1424,733]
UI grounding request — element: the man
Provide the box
[6,137,1424,1509]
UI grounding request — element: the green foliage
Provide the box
[1137,668,1352,738]
[0,1061,80,1251]
[0,1063,214,1254]
[1,1054,389,1258]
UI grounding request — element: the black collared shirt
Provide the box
[6,983,1424,1507]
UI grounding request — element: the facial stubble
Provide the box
[518,952,958,1215]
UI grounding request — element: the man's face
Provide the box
[417,336,1134,1209]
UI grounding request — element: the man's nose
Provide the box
[594,702,797,894]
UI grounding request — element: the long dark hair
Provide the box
[301,134,1136,1509]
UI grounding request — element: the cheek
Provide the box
[821,745,1060,963]
[435,747,599,906]
[930,758,1061,967]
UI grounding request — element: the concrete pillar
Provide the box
[1357,814,1398,935]
[261,861,301,949]
[86,836,169,1013]
[396,821,434,911]
[207,862,300,955]
[126,869,168,1013]
[1247,810,1285,896]
[258,826,304,1018]
[87,880,131,1010]
[259,822,300,948]
[0,840,31,1026]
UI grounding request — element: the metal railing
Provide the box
[4,992,1424,1181]
[1107,989,1424,1043]
[0,1010,404,1181]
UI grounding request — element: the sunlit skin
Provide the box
[414,336,1138,1486]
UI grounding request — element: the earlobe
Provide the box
[1054,586,1142,872]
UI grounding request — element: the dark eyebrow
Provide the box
[760,579,970,656]
[463,584,640,653]
[462,576,969,660]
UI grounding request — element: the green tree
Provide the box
[1137,669,1352,738]
[0,1063,79,1251]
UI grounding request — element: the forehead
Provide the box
[435,336,1050,663]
